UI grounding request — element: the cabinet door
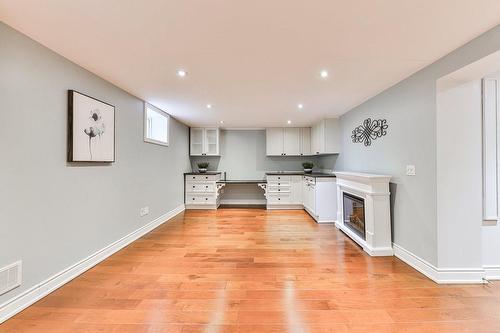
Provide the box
[300,127,311,156]
[283,128,301,156]
[190,128,204,156]
[290,176,302,204]
[266,128,284,156]
[324,118,341,154]
[311,121,325,155]
[204,128,219,155]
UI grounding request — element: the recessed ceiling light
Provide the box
[320,70,329,78]
[206,104,212,109]
[219,120,224,124]
[287,120,292,125]
[297,104,304,109]
[176,69,187,77]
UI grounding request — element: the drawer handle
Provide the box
[278,177,280,180]
[205,177,208,179]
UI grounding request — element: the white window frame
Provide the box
[144,103,170,147]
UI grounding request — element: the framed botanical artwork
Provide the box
[67,90,115,162]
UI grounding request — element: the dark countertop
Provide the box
[184,171,222,175]
[265,171,336,178]
[217,180,266,184]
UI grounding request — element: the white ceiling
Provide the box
[1,1,500,127]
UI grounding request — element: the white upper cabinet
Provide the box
[266,128,285,156]
[266,127,312,156]
[283,128,301,155]
[300,127,311,156]
[190,128,220,156]
[311,119,340,155]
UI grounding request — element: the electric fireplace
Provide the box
[343,192,366,240]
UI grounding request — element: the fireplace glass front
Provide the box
[343,192,366,240]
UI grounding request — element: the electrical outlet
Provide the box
[406,165,416,176]
[140,206,149,217]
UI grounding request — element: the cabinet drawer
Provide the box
[267,193,291,204]
[267,181,291,187]
[267,185,291,193]
[267,175,291,182]
[186,182,215,193]
[187,174,219,182]
[186,195,215,205]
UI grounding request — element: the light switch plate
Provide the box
[406,165,416,176]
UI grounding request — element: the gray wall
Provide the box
[0,23,191,305]
[336,24,500,266]
[190,129,326,180]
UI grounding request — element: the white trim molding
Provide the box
[0,204,185,324]
[393,243,486,284]
[484,265,500,280]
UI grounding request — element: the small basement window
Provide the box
[144,103,169,146]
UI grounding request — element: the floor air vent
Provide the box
[0,261,22,295]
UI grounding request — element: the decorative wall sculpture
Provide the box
[351,118,388,146]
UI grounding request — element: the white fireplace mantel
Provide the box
[335,171,393,256]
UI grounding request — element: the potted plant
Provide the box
[197,162,209,173]
[302,162,314,173]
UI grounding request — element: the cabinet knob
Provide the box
[278,198,281,201]
[278,189,280,191]
[193,185,195,188]
[192,198,195,200]
[205,198,208,200]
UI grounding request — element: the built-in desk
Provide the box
[216,179,266,184]
[216,179,267,207]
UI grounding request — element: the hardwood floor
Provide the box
[2,208,500,332]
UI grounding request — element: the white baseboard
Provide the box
[220,199,267,205]
[0,204,185,324]
[484,265,500,280]
[393,243,485,284]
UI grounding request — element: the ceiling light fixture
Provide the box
[176,69,187,77]
[298,104,304,109]
[206,104,212,109]
[219,120,224,124]
[287,120,292,125]
[320,70,329,78]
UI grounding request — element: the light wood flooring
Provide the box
[2,208,500,332]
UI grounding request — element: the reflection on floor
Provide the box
[2,209,500,332]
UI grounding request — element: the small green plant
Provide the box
[197,162,209,169]
[302,162,314,169]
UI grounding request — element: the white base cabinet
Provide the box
[185,173,223,209]
[302,176,337,223]
[266,175,303,209]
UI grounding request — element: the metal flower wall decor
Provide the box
[351,118,388,146]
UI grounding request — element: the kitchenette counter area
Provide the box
[184,170,337,223]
